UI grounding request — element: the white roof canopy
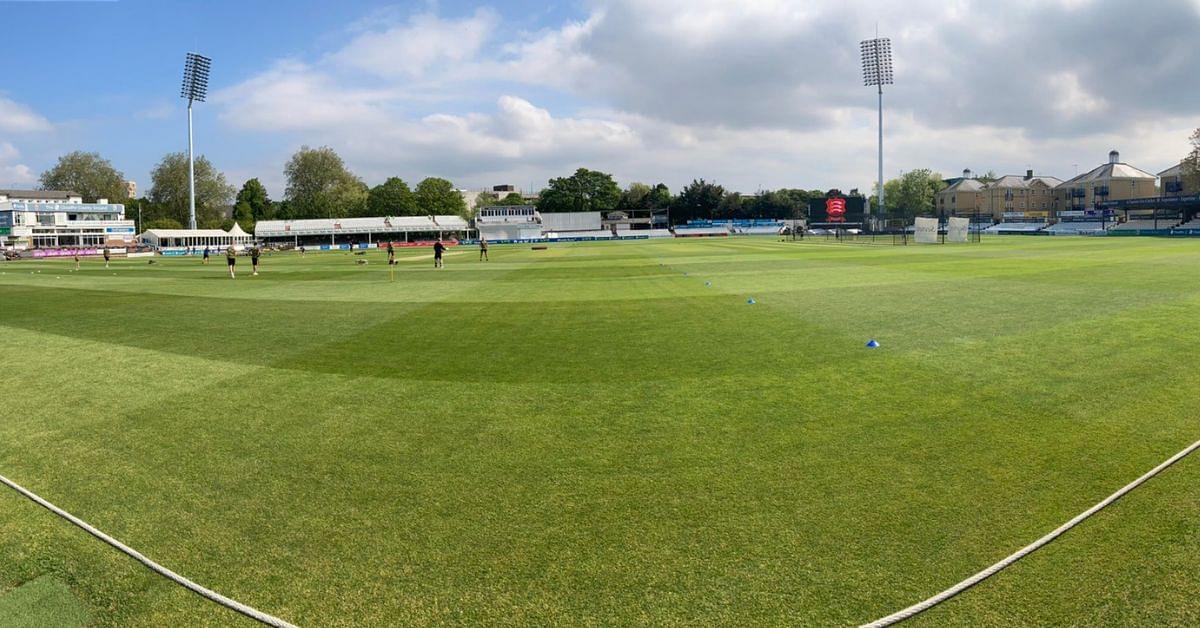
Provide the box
[255,215,469,237]
[1059,162,1157,186]
[143,228,241,238]
[139,227,255,243]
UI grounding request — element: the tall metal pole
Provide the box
[180,52,210,232]
[187,99,196,231]
[861,37,892,231]
[877,84,884,229]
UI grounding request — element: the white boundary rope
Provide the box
[0,472,298,628]
[7,440,1196,628]
[862,439,1200,627]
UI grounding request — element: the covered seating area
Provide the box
[255,216,470,245]
[140,224,254,250]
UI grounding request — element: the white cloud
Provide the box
[215,60,396,132]
[0,142,37,186]
[213,0,1200,195]
[0,97,50,187]
[0,95,53,133]
[253,95,641,186]
[1050,72,1108,118]
[494,14,601,91]
[330,8,499,78]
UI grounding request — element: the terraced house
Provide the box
[980,170,1063,221]
[1156,162,1195,197]
[935,169,986,217]
[1055,151,1157,211]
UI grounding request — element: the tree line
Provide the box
[533,168,833,223]
[37,150,838,232]
[37,146,468,233]
[34,128,1200,232]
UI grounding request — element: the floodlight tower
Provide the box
[180,52,211,231]
[861,37,893,229]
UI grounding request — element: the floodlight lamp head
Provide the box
[859,37,894,87]
[180,52,212,102]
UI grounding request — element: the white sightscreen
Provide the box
[914,217,939,244]
[947,217,970,243]
[539,212,602,231]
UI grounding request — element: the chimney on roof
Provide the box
[1109,150,1120,164]
[963,168,972,179]
[1025,169,1033,180]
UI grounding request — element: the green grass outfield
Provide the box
[1,236,1197,626]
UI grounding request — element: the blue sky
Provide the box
[0,0,591,194]
[2,0,1198,198]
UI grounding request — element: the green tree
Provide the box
[148,152,235,228]
[232,178,271,232]
[1183,128,1200,194]
[414,177,467,216]
[369,177,418,216]
[619,182,653,210]
[716,192,744,220]
[38,151,128,203]
[496,192,528,206]
[869,170,945,218]
[748,189,812,220]
[236,178,272,221]
[232,200,254,232]
[671,179,725,223]
[272,200,295,221]
[868,179,903,216]
[536,168,621,213]
[126,198,163,234]
[472,191,526,212]
[647,183,672,209]
[473,191,499,209]
[284,146,368,219]
[345,181,372,217]
[618,182,672,210]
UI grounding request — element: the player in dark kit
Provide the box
[226,246,237,279]
[479,237,489,261]
[433,241,445,268]
[251,245,261,276]
[103,247,111,268]
[203,247,210,264]
[386,242,396,265]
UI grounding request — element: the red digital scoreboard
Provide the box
[809,195,864,224]
[825,197,847,223]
